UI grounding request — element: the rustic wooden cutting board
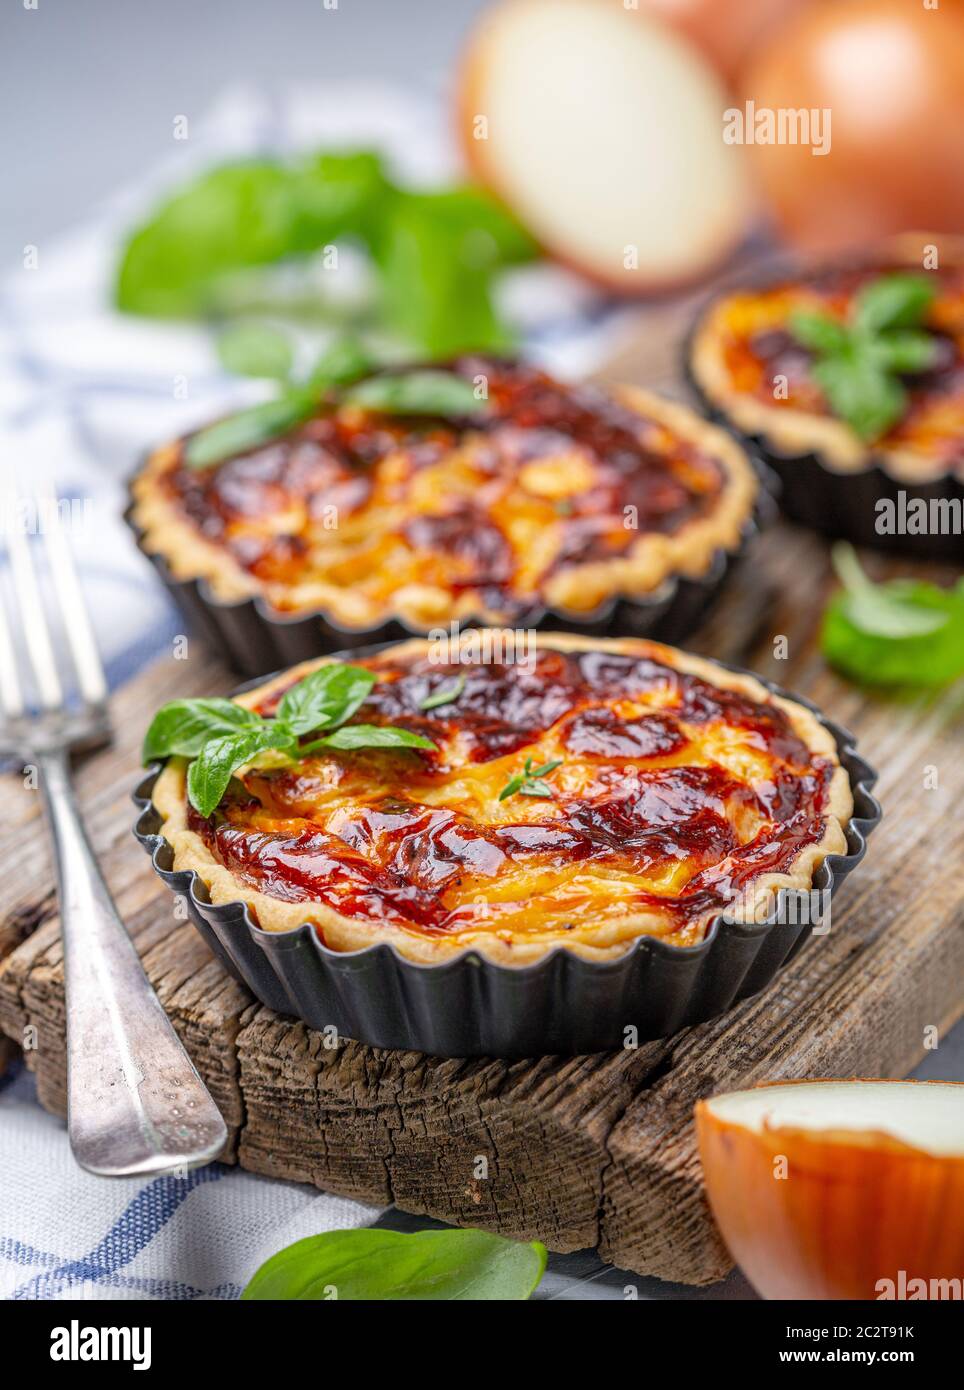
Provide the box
[1,324,962,1285]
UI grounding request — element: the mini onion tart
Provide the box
[130,356,757,635]
[689,234,964,484]
[149,633,852,967]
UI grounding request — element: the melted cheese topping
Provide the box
[188,647,837,950]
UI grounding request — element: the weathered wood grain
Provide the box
[1,327,961,1283]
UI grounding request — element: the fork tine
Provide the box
[5,480,64,710]
[0,575,25,718]
[37,482,107,708]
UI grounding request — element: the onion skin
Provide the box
[638,0,804,85]
[740,0,964,253]
[696,1101,964,1300]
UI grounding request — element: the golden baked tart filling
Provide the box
[148,634,852,965]
[690,235,964,482]
[131,357,756,630]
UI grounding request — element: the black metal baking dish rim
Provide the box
[131,650,882,984]
[122,429,779,669]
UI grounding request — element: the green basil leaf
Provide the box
[277,663,376,736]
[304,335,377,392]
[242,1227,547,1301]
[813,355,906,442]
[295,150,393,251]
[498,775,526,802]
[788,311,849,357]
[184,390,315,469]
[867,330,938,375]
[519,780,555,798]
[854,273,935,334]
[400,187,538,268]
[315,723,437,752]
[189,334,377,470]
[527,757,562,778]
[822,546,964,686]
[788,274,941,443]
[499,757,562,801]
[187,724,297,818]
[830,541,946,637]
[823,594,964,685]
[345,370,485,418]
[841,584,950,639]
[116,153,388,317]
[217,322,295,381]
[419,675,465,711]
[374,192,518,358]
[142,698,262,764]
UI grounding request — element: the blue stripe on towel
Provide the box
[9,1165,226,1300]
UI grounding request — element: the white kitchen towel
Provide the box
[0,80,631,1301]
[0,1064,377,1301]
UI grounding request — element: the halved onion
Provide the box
[457,0,750,294]
[696,1079,964,1300]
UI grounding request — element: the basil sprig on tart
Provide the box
[419,675,466,711]
[186,333,484,469]
[144,661,436,818]
[788,273,938,442]
[498,755,563,801]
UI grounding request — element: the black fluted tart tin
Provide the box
[132,649,881,1059]
[684,292,964,561]
[123,459,776,678]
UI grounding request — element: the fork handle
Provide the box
[38,750,228,1177]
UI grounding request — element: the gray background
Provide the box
[3,0,485,254]
[3,0,961,1298]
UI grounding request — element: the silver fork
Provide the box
[0,479,227,1176]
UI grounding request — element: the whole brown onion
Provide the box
[740,0,964,253]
